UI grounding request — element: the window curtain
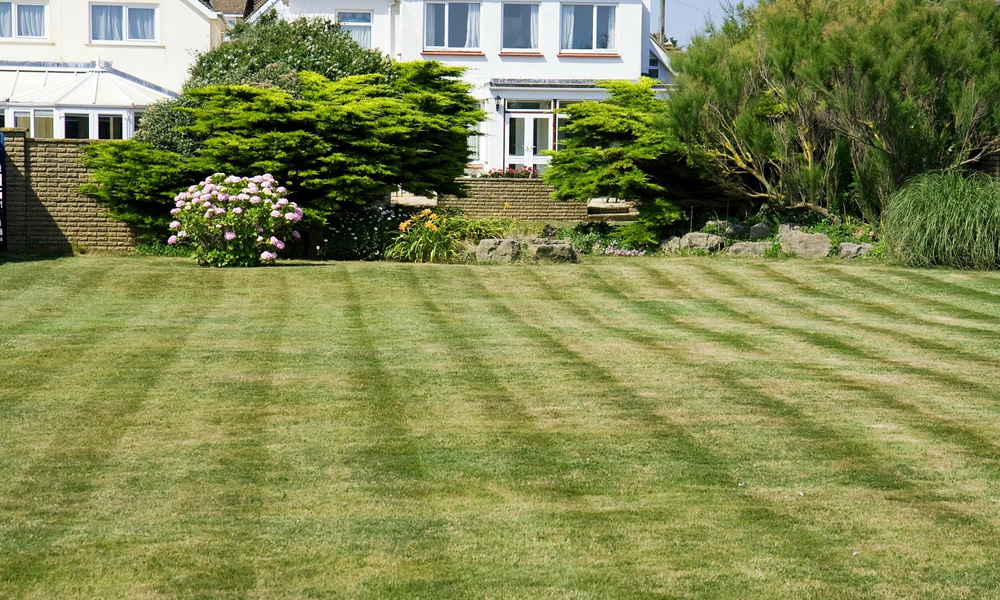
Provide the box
[345,25,371,48]
[529,4,538,49]
[92,5,123,41]
[425,3,443,46]
[17,3,44,37]
[127,7,155,40]
[464,3,479,48]
[561,5,574,49]
[0,3,12,37]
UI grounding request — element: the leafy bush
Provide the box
[80,141,203,232]
[384,209,459,263]
[882,171,1000,269]
[320,204,412,260]
[544,221,656,255]
[186,11,394,91]
[447,214,516,241]
[168,173,303,267]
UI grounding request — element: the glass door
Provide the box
[506,114,552,172]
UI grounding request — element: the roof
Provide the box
[213,0,268,15]
[0,63,174,108]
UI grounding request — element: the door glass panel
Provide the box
[508,117,525,156]
[533,118,550,154]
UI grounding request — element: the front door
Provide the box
[506,114,551,172]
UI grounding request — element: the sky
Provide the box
[659,0,754,47]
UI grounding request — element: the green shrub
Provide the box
[882,171,1000,269]
[320,204,412,260]
[384,209,460,262]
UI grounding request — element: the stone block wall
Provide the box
[2,129,135,252]
[438,178,587,221]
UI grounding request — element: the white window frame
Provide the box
[424,2,481,50]
[501,2,539,51]
[560,3,617,52]
[336,10,372,49]
[0,1,48,40]
[89,3,159,44]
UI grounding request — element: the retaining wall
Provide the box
[1,129,135,252]
[438,178,587,221]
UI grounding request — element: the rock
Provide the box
[659,236,682,253]
[705,220,747,236]
[476,238,522,262]
[839,242,875,259]
[727,241,774,256]
[748,222,771,240]
[778,223,804,236]
[779,230,831,258]
[526,240,578,262]
[679,232,725,253]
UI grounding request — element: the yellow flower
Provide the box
[503,202,512,210]
[425,222,438,231]
[399,220,410,231]
[419,208,432,217]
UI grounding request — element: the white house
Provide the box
[252,0,672,173]
[0,0,227,139]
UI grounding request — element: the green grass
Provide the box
[2,255,1000,598]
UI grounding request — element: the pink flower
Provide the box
[269,236,285,250]
[224,231,237,241]
[260,251,277,262]
[204,210,214,219]
[178,231,187,238]
[175,199,186,208]
[214,207,225,215]
[277,198,289,206]
[291,230,301,239]
[167,235,178,245]
[256,235,264,242]
[170,208,181,215]
[232,207,243,214]
[250,196,261,203]
[270,210,282,218]
[284,212,300,222]
[169,220,180,229]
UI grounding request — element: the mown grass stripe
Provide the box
[566,264,999,535]
[811,264,1000,327]
[0,265,222,598]
[473,267,874,592]
[330,265,460,595]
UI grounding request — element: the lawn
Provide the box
[1,255,999,598]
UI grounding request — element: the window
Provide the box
[502,3,538,50]
[337,11,371,48]
[65,114,91,139]
[425,2,480,49]
[0,2,47,38]
[98,114,123,139]
[33,109,53,138]
[91,4,156,42]
[560,4,615,51]
[13,110,29,129]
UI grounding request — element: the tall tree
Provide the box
[669,0,1000,223]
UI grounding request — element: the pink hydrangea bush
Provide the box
[167,173,303,267]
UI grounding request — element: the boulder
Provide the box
[705,220,747,236]
[526,240,578,262]
[748,222,771,240]
[839,242,875,259]
[779,230,831,258]
[476,238,522,262]
[659,236,682,253]
[777,223,804,236]
[679,232,725,253]
[727,241,774,256]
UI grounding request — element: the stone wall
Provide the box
[438,178,587,221]
[2,129,135,252]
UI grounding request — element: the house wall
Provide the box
[1,129,135,252]
[0,0,226,92]
[438,178,587,221]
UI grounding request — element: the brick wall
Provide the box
[438,178,587,221]
[2,129,135,252]
[980,154,1000,177]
